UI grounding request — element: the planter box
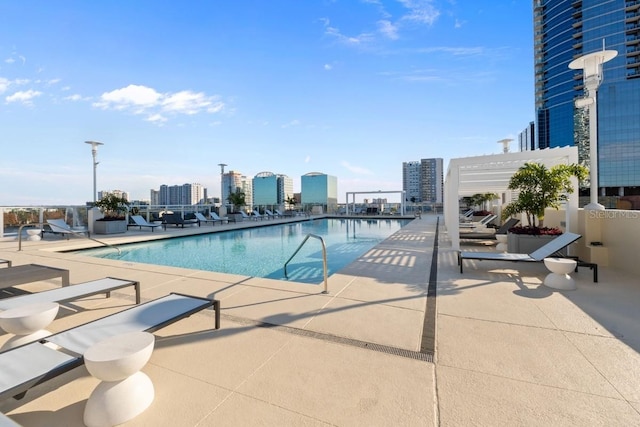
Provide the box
[227,213,244,223]
[94,220,127,235]
[507,233,566,255]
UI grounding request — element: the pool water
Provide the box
[80,219,409,284]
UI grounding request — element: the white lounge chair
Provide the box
[0,264,70,289]
[0,293,219,401]
[0,277,141,311]
[264,209,280,218]
[44,219,90,238]
[458,232,598,282]
[252,209,268,220]
[210,212,230,224]
[128,215,162,232]
[194,212,216,226]
[459,214,497,228]
[240,211,258,221]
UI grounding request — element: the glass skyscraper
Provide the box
[534,0,640,195]
[300,172,338,212]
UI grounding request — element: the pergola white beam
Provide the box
[445,147,579,251]
[345,191,406,215]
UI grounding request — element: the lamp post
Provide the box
[569,48,617,210]
[218,163,227,214]
[497,138,513,154]
[84,141,104,204]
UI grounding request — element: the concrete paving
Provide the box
[0,214,638,426]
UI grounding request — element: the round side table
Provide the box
[543,258,577,290]
[0,302,59,350]
[83,331,155,427]
[26,228,42,241]
[495,234,508,252]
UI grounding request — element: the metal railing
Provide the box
[17,223,121,255]
[283,233,328,293]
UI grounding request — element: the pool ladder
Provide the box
[283,233,328,294]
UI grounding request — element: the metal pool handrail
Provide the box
[283,233,328,294]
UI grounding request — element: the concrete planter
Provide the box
[507,233,565,255]
[227,213,244,223]
[94,220,127,235]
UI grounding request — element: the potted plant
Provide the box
[470,193,498,220]
[502,162,587,252]
[226,191,246,222]
[93,194,130,234]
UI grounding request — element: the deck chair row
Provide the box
[0,292,220,401]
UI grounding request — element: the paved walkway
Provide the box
[1,214,639,426]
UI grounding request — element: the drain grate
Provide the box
[222,313,434,363]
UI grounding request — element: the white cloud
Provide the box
[162,90,213,115]
[378,20,399,40]
[0,77,8,94]
[93,84,225,124]
[341,161,374,175]
[95,84,161,109]
[146,113,167,124]
[4,58,15,64]
[64,94,83,101]
[324,63,333,71]
[281,119,300,128]
[322,18,374,46]
[305,155,311,163]
[5,89,42,104]
[398,0,440,25]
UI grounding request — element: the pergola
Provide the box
[345,190,406,215]
[444,146,579,250]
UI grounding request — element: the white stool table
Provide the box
[84,331,155,427]
[543,258,577,290]
[495,234,508,252]
[26,228,42,241]
[0,302,59,350]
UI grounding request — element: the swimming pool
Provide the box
[79,219,409,284]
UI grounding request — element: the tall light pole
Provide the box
[497,138,513,154]
[85,141,104,204]
[218,163,227,211]
[569,48,617,210]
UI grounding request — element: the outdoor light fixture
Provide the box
[218,163,227,210]
[84,140,104,204]
[497,138,513,154]
[569,47,617,210]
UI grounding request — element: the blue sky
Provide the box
[0,0,533,205]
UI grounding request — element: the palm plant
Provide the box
[227,191,246,213]
[502,162,587,228]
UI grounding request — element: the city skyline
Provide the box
[0,1,534,205]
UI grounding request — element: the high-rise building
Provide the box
[98,190,130,201]
[519,122,535,152]
[156,183,205,205]
[534,0,640,196]
[252,172,292,207]
[300,172,338,212]
[222,171,252,210]
[402,161,421,202]
[402,159,443,203]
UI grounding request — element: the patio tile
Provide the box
[437,365,640,426]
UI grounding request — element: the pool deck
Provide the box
[1,214,639,426]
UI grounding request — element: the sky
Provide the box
[0,0,534,205]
